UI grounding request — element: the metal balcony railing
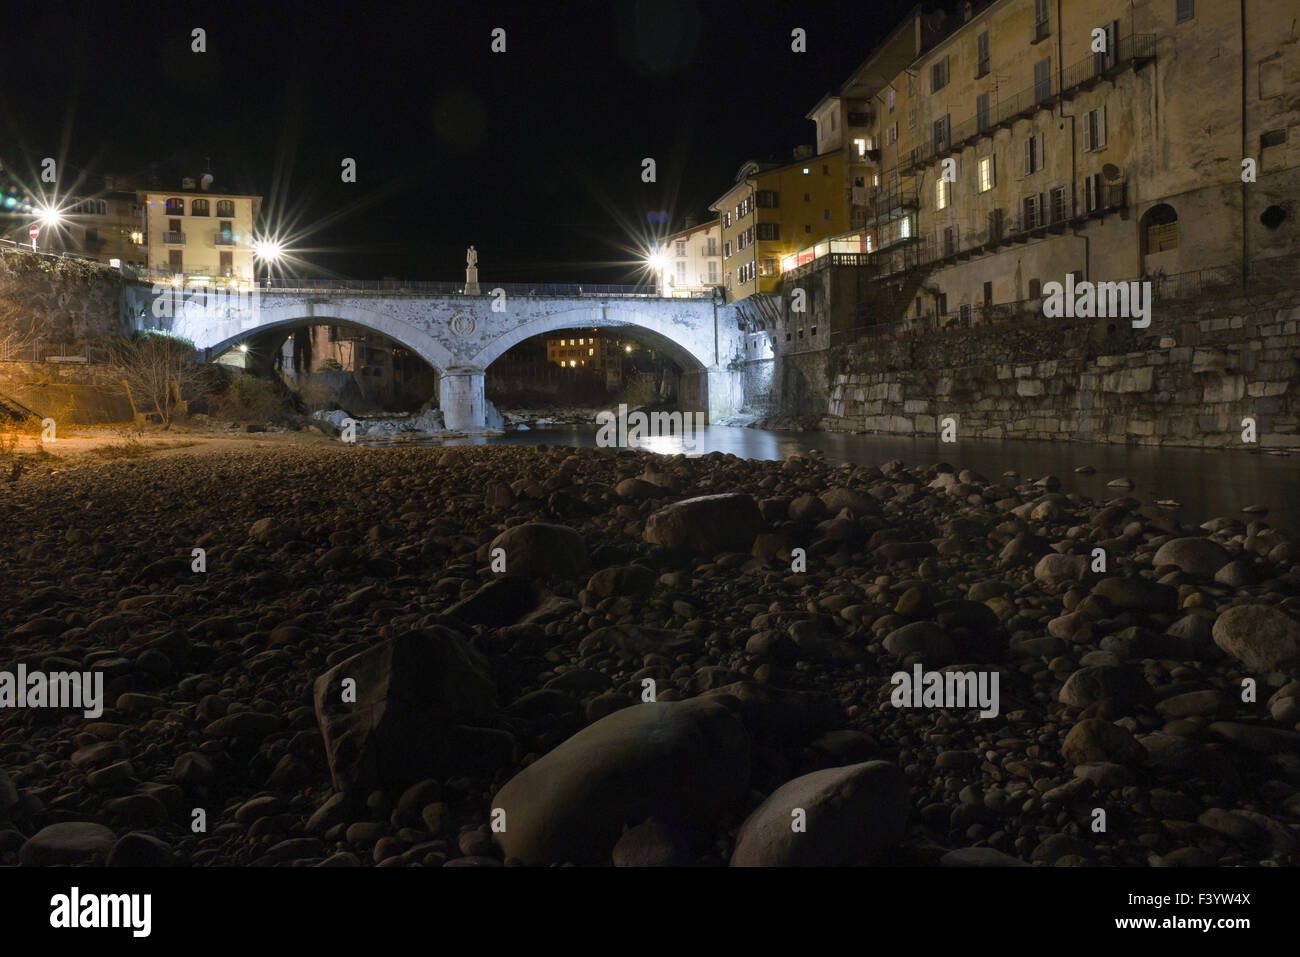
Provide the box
[214,232,235,246]
[900,33,1155,174]
[162,231,186,246]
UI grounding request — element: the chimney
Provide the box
[962,2,973,22]
[684,215,698,229]
[182,177,197,190]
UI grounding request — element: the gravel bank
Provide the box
[1,443,1297,867]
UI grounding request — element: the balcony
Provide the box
[214,232,235,247]
[900,33,1155,174]
[162,231,186,247]
[1086,182,1127,216]
[852,187,920,228]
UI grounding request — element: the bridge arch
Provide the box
[469,304,715,372]
[200,302,457,372]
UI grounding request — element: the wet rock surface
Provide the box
[0,444,1297,866]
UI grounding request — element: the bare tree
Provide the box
[109,333,198,429]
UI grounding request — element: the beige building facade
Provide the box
[779,0,1300,330]
[655,219,722,297]
[141,186,262,281]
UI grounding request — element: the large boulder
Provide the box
[1059,665,1152,714]
[819,487,880,516]
[644,494,765,554]
[488,523,589,579]
[490,698,750,865]
[20,822,117,866]
[1212,605,1300,672]
[313,627,499,793]
[730,761,909,866]
[1034,553,1088,586]
[1061,719,1147,766]
[1090,577,1177,612]
[445,577,540,627]
[882,621,957,665]
[1153,537,1232,577]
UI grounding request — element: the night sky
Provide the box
[2,0,918,282]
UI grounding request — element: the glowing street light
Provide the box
[252,236,286,287]
[36,206,63,228]
[252,238,284,263]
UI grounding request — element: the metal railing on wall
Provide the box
[826,254,1299,348]
[118,272,681,298]
[900,33,1155,174]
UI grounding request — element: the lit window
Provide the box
[936,179,949,210]
[802,168,810,175]
[979,156,995,192]
[854,138,866,157]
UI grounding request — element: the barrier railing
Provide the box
[900,33,1155,173]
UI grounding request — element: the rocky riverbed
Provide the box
[1,443,1298,867]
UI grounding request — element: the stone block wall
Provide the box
[821,289,1300,448]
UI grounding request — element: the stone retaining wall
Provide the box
[0,361,135,424]
[819,290,1300,448]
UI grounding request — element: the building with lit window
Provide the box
[654,218,722,297]
[545,329,632,388]
[140,180,262,281]
[774,0,1299,340]
[709,148,849,302]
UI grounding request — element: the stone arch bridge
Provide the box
[123,282,747,430]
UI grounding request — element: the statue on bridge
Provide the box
[465,245,481,295]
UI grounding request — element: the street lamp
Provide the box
[31,206,62,251]
[252,237,284,287]
[646,246,668,295]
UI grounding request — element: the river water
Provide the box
[367,425,1298,536]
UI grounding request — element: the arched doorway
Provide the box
[1140,202,1179,266]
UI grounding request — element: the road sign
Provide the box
[29,225,39,239]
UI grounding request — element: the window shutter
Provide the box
[1023,140,1032,176]
[1083,115,1091,152]
[1098,106,1107,148]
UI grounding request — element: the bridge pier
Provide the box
[439,365,486,431]
[707,366,743,423]
[679,366,743,424]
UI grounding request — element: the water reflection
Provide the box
[367,425,1297,535]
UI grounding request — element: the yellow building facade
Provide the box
[710,150,848,302]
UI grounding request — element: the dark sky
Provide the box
[1,0,919,282]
